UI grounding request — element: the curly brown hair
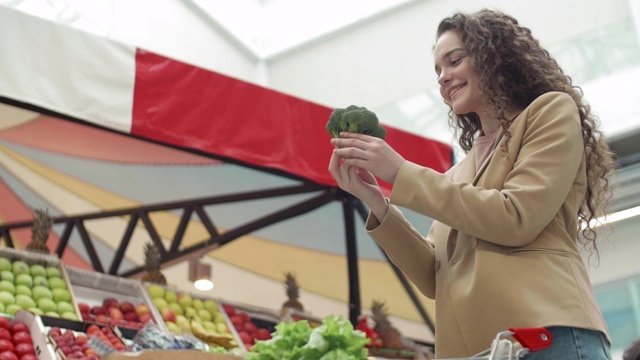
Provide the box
[436,9,617,256]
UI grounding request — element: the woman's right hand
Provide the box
[328,151,389,222]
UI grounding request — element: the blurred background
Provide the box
[0,0,639,358]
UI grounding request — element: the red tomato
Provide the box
[0,350,16,360]
[0,319,9,330]
[11,332,31,345]
[8,323,28,335]
[0,340,13,353]
[14,343,35,357]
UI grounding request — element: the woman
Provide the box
[328,9,617,359]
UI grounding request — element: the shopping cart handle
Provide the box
[508,327,552,351]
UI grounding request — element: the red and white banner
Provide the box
[0,5,453,191]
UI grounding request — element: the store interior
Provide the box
[0,0,639,359]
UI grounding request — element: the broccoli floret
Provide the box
[325,105,386,139]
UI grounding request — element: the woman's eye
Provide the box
[451,58,461,65]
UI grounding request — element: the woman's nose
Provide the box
[438,71,451,86]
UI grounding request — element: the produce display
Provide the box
[144,283,240,350]
[222,303,272,350]
[47,324,129,360]
[65,266,164,333]
[0,316,37,360]
[245,314,370,360]
[0,249,78,320]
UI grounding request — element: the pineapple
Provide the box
[371,299,405,350]
[25,208,52,254]
[141,241,167,285]
[280,271,304,317]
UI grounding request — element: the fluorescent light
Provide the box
[590,205,640,228]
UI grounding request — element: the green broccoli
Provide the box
[325,105,386,139]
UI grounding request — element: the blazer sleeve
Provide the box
[390,92,584,247]
[366,205,437,298]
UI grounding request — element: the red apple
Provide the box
[119,301,135,314]
[0,319,8,330]
[223,304,236,316]
[108,307,123,321]
[103,297,119,309]
[8,323,27,335]
[0,330,9,342]
[123,312,138,322]
[135,304,151,316]
[19,355,37,360]
[138,313,153,324]
[85,325,100,335]
[0,351,17,360]
[256,328,271,341]
[244,322,257,334]
[14,343,35,357]
[11,331,31,345]
[238,331,253,344]
[90,306,106,316]
[161,308,176,323]
[94,314,109,324]
[0,340,13,353]
[78,302,91,314]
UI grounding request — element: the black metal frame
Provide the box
[0,97,435,336]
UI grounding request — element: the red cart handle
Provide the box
[508,328,552,351]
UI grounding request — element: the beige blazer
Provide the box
[367,91,610,358]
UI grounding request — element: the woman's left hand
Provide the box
[331,132,405,184]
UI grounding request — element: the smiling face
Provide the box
[434,30,488,117]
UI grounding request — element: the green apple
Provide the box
[28,307,43,315]
[0,303,4,313]
[165,321,179,333]
[45,311,59,318]
[0,258,11,272]
[192,298,204,311]
[175,315,189,328]
[12,261,30,275]
[51,288,71,303]
[48,277,66,290]
[213,312,226,324]
[15,285,31,297]
[45,266,61,278]
[61,311,78,320]
[15,273,33,288]
[30,264,46,277]
[164,290,177,303]
[15,294,36,309]
[198,309,212,322]
[216,322,228,334]
[0,291,15,307]
[183,307,197,319]
[0,281,15,295]
[32,286,53,301]
[0,271,14,283]
[177,293,193,308]
[32,276,48,288]
[168,303,183,316]
[5,303,21,315]
[203,299,219,313]
[147,284,165,299]
[37,298,58,313]
[202,321,216,331]
[56,301,74,314]
[153,298,168,310]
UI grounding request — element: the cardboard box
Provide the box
[65,266,167,334]
[0,247,83,321]
[13,310,58,360]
